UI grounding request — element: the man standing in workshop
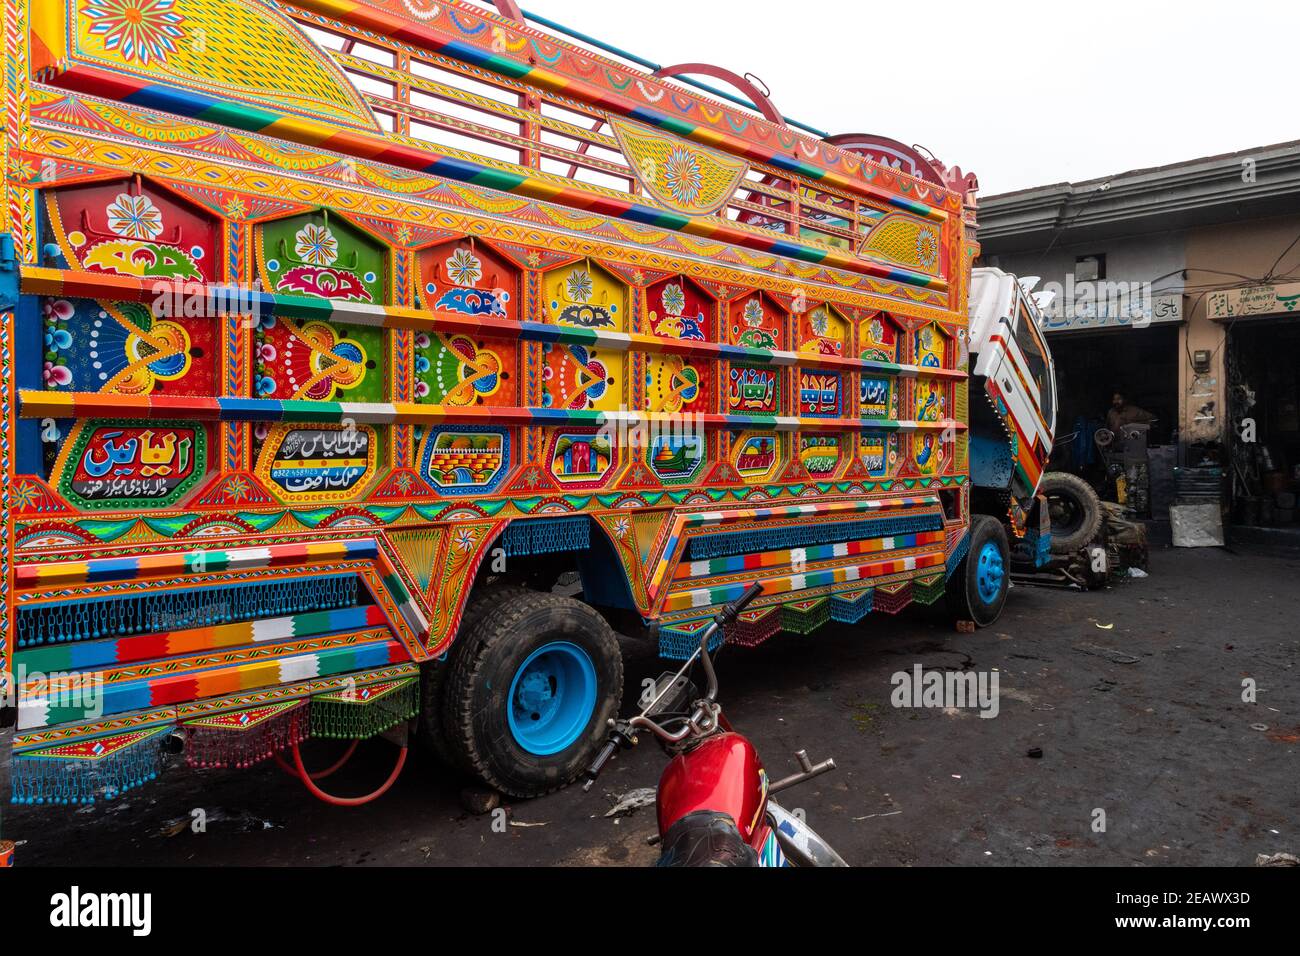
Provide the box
[1106,391,1156,433]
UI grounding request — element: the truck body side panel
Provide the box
[1,0,975,807]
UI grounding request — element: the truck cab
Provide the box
[967,267,1059,534]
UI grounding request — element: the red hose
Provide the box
[289,740,407,807]
[274,740,359,781]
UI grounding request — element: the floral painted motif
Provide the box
[294,223,339,267]
[83,0,186,66]
[742,298,764,327]
[661,283,686,316]
[663,147,703,207]
[446,248,483,287]
[453,527,477,553]
[42,299,74,388]
[105,193,164,241]
[13,481,45,511]
[221,475,253,502]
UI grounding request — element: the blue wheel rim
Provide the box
[507,642,598,756]
[976,540,1005,605]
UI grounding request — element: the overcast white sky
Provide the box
[465,0,1298,196]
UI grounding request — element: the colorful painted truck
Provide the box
[0,0,1054,842]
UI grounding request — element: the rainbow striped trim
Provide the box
[14,539,380,589]
[18,390,967,435]
[673,530,948,580]
[21,267,964,381]
[647,494,943,603]
[663,550,947,613]
[15,538,434,657]
[17,639,409,730]
[12,664,419,751]
[15,606,389,673]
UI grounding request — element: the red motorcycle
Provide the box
[584,583,847,867]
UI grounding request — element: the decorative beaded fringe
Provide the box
[831,588,874,624]
[503,516,590,557]
[310,678,418,740]
[658,620,722,661]
[183,701,309,769]
[16,575,358,647]
[912,573,947,606]
[781,598,831,635]
[873,582,913,615]
[10,727,169,805]
[945,534,972,580]
[728,606,781,648]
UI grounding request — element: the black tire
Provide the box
[1039,471,1103,554]
[419,659,462,770]
[420,584,530,772]
[947,515,1011,627]
[442,591,623,798]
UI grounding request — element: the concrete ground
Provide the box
[7,541,1298,867]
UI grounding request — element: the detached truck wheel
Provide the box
[442,591,623,798]
[947,515,1011,627]
[1039,471,1103,554]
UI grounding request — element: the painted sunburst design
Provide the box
[916,229,939,268]
[13,481,43,510]
[221,475,252,502]
[566,269,594,304]
[663,147,703,206]
[105,192,164,240]
[294,223,339,267]
[83,0,187,66]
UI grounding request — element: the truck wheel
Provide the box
[442,591,622,797]
[1040,471,1103,554]
[420,584,530,772]
[947,515,1010,627]
[420,659,461,770]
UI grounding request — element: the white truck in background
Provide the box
[967,268,1107,583]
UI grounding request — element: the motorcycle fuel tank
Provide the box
[656,732,767,841]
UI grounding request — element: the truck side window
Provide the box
[1015,302,1054,425]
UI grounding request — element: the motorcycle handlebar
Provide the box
[585,582,763,789]
[581,737,621,792]
[582,720,636,791]
[716,581,764,626]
